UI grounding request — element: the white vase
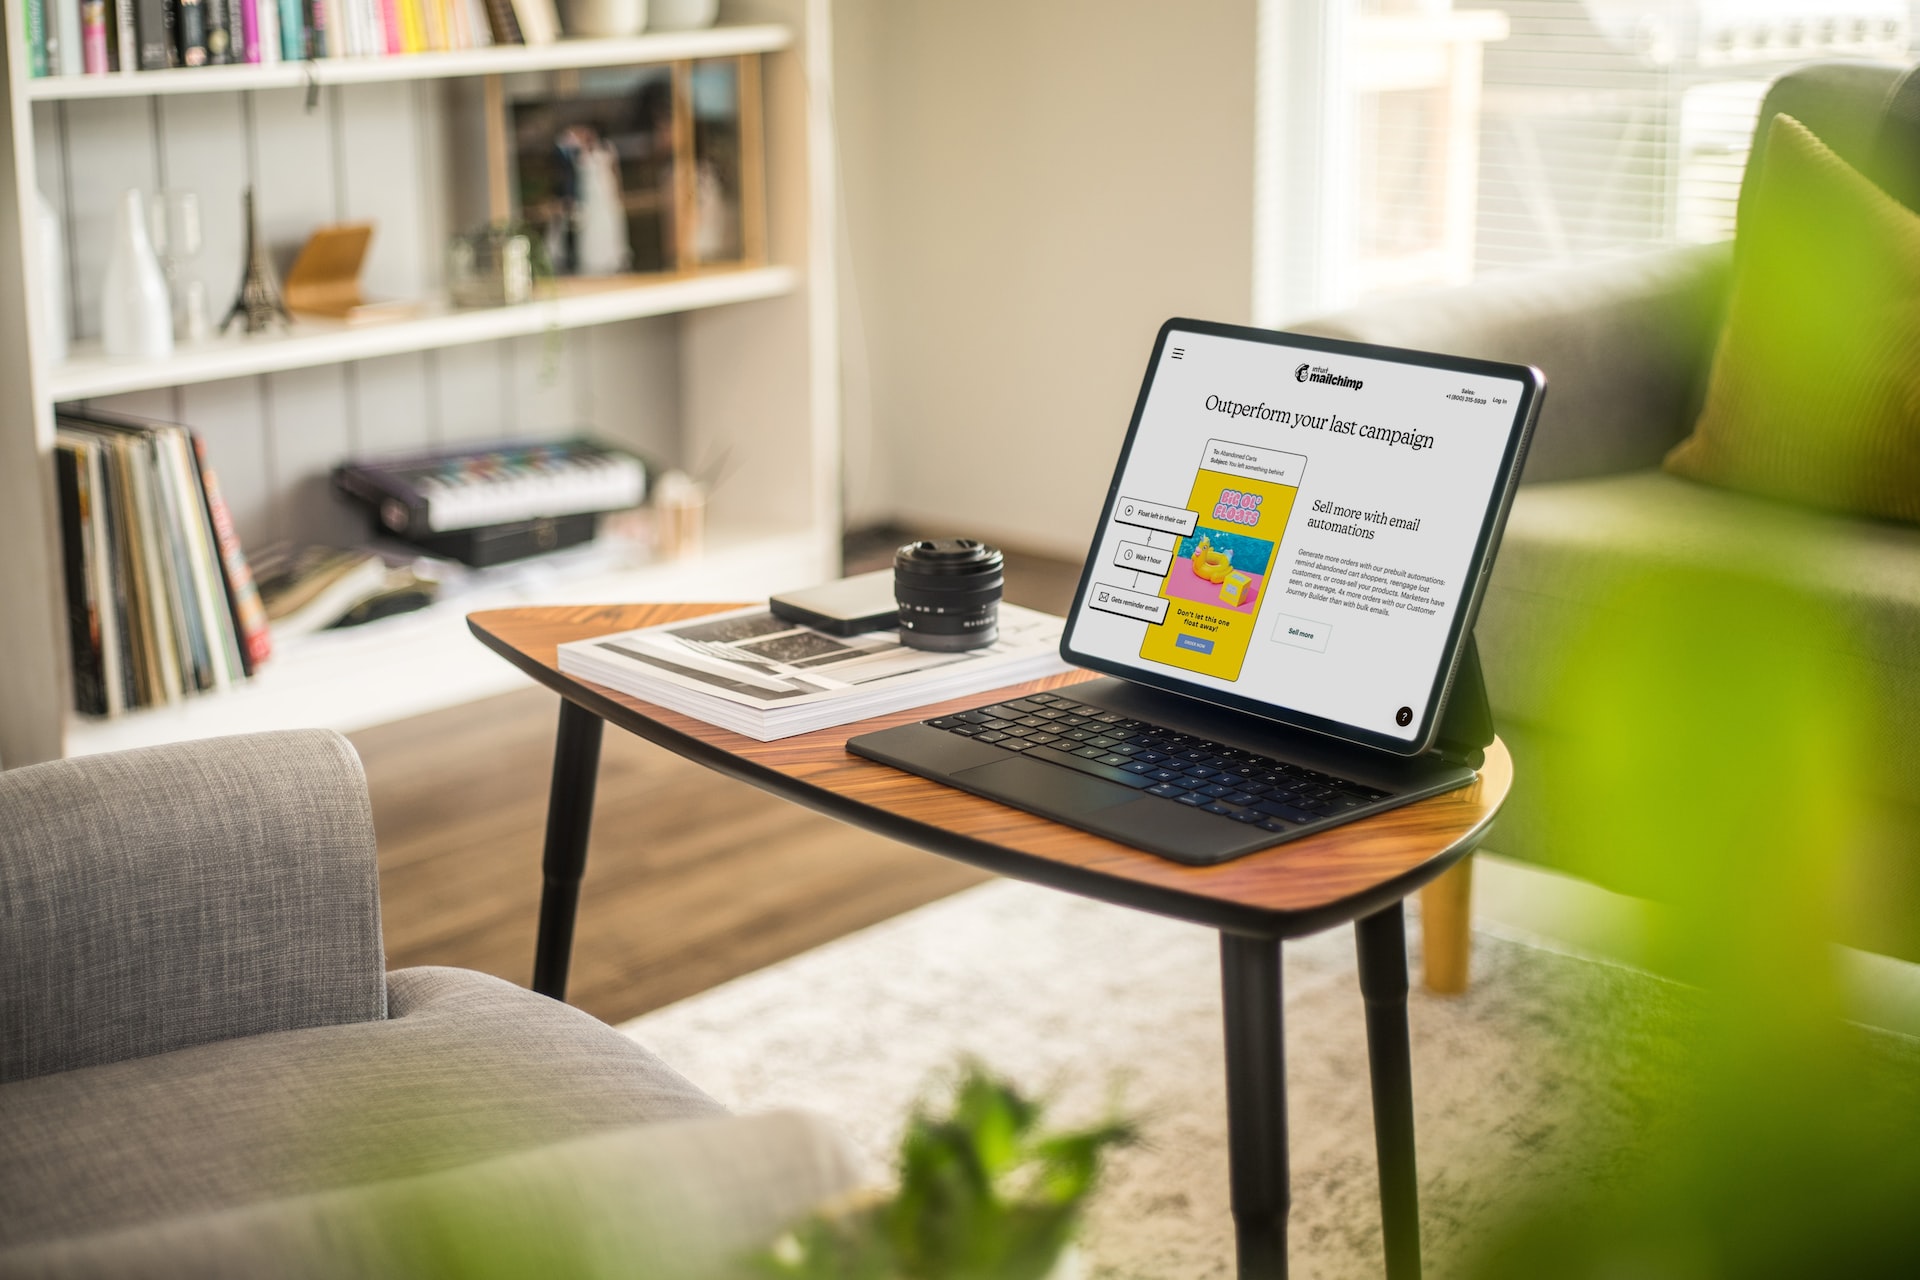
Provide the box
[35,191,68,365]
[560,0,646,37]
[648,0,715,31]
[100,189,173,360]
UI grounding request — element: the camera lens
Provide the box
[894,538,1004,651]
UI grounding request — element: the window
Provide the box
[1337,1,1915,301]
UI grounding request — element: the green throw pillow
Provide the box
[1665,113,1920,524]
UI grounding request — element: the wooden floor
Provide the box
[355,542,1083,1025]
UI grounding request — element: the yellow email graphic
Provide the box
[1139,450,1300,682]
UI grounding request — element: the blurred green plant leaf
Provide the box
[756,1061,1137,1280]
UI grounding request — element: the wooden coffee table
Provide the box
[470,603,1511,1280]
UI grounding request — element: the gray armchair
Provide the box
[1301,61,1920,967]
[0,731,857,1278]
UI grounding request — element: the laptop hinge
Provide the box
[1429,634,1494,771]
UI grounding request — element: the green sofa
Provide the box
[1303,60,1920,963]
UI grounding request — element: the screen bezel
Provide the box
[1058,318,1544,758]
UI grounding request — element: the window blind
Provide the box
[1344,0,1915,298]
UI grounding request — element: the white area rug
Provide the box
[622,880,1689,1278]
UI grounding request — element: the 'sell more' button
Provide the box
[1271,612,1331,653]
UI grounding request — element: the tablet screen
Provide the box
[1061,322,1538,754]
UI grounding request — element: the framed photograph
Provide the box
[499,55,766,282]
[685,56,767,268]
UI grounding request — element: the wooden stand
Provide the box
[1420,856,1474,994]
[468,601,1514,1280]
[1421,636,1494,993]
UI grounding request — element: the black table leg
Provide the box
[1220,932,1289,1279]
[1356,901,1421,1279]
[532,698,604,1002]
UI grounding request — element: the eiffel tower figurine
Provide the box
[221,187,291,335]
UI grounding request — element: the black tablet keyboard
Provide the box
[922,690,1389,832]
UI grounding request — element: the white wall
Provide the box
[834,0,1260,556]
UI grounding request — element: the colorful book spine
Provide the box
[377,0,398,52]
[277,0,300,59]
[397,0,422,52]
[192,437,272,674]
[238,0,258,59]
[26,0,50,77]
[301,0,323,58]
[83,0,111,72]
[53,448,107,715]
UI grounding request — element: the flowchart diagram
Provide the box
[1087,438,1306,682]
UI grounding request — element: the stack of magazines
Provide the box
[53,411,271,718]
[557,603,1072,741]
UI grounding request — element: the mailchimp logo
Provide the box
[1298,364,1364,391]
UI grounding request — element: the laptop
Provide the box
[848,320,1544,865]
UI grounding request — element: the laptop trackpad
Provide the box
[954,757,1140,815]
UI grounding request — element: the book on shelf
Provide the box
[302,0,324,58]
[55,0,85,73]
[114,0,139,71]
[26,0,50,77]
[417,0,442,51]
[251,545,425,638]
[176,0,209,66]
[556,603,1072,742]
[396,0,420,50]
[22,0,526,69]
[135,0,173,68]
[278,0,302,59]
[206,0,233,61]
[253,0,283,62]
[52,410,267,719]
[507,0,555,46]
[192,437,272,673]
[482,0,520,45]
[82,0,111,72]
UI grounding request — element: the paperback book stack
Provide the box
[20,0,558,77]
[53,411,271,719]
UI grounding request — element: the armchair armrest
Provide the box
[1297,241,1732,483]
[0,1111,862,1280]
[0,731,385,1083]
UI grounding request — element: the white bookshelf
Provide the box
[64,525,829,757]
[0,3,841,767]
[24,27,793,100]
[50,265,797,399]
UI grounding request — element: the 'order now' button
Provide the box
[1175,634,1216,654]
